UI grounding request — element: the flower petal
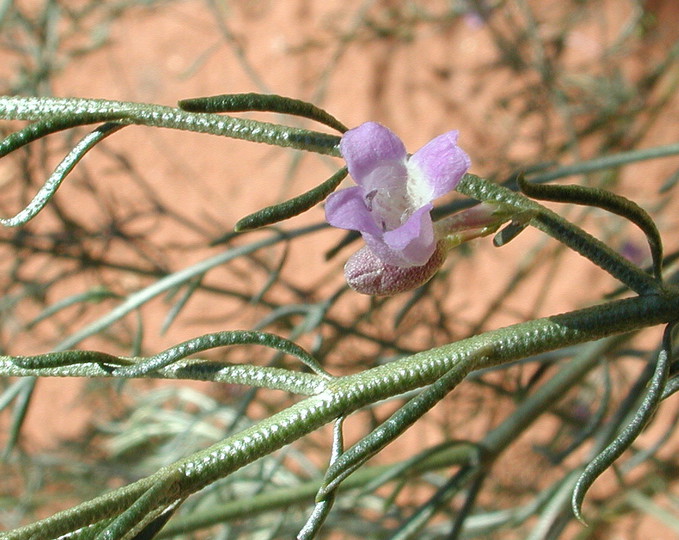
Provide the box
[367,204,435,267]
[408,130,471,200]
[340,122,407,185]
[325,186,381,235]
[344,242,448,296]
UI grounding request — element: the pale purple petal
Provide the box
[325,186,381,236]
[408,130,471,199]
[330,123,472,272]
[339,122,407,184]
[384,204,435,265]
[359,162,408,195]
[366,204,435,267]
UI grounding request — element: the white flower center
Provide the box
[362,160,432,232]
[365,186,412,231]
[405,159,434,207]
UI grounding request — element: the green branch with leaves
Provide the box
[1,92,678,539]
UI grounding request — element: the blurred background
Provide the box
[1,1,679,538]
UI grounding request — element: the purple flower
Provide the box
[325,122,471,267]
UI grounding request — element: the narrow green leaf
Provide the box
[493,220,529,247]
[571,322,674,522]
[11,350,126,369]
[179,92,348,133]
[457,174,661,295]
[529,142,679,184]
[28,287,119,328]
[160,277,203,335]
[317,358,475,500]
[111,331,330,378]
[234,167,347,232]
[1,378,34,459]
[519,176,664,280]
[1,123,124,227]
[299,418,345,539]
[0,113,127,158]
[94,474,181,540]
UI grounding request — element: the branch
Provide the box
[6,290,679,539]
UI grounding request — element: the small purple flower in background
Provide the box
[325,122,471,268]
[620,240,647,266]
[461,0,492,29]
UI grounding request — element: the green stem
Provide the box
[0,355,324,395]
[529,142,679,184]
[518,176,663,280]
[0,96,342,156]
[457,175,662,295]
[6,291,679,539]
[158,337,631,538]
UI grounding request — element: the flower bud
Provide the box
[344,241,448,296]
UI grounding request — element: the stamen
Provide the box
[364,189,378,211]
